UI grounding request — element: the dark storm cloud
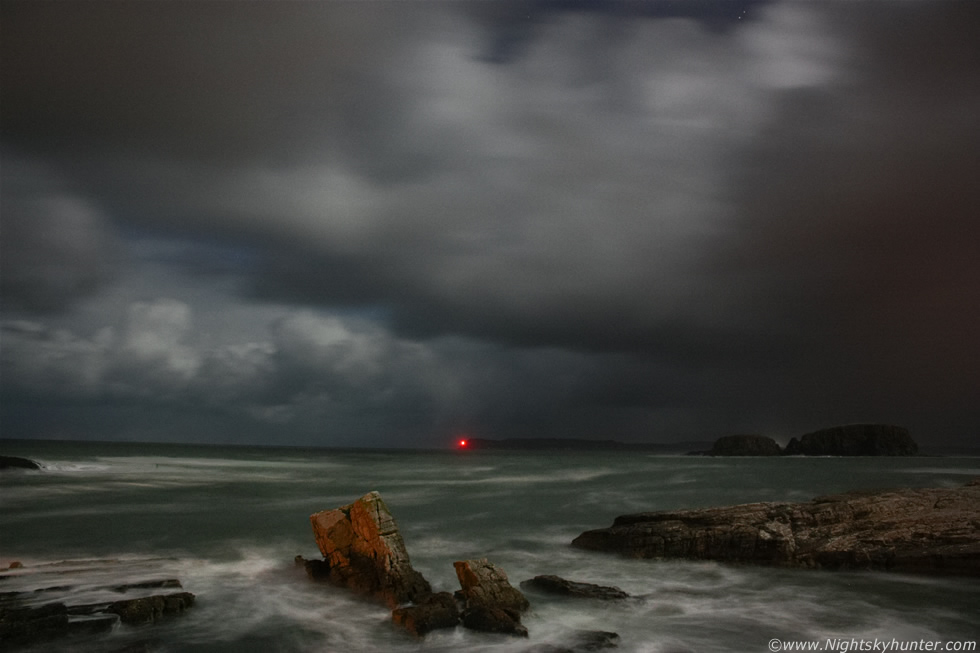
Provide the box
[1,0,978,446]
[0,153,119,311]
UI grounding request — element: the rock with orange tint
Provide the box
[310,491,431,607]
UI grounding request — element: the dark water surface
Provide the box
[2,440,977,652]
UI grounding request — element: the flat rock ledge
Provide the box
[309,491,431,608]
[0,559,194,650]
[520,575,629,600]
[572,479,980,575]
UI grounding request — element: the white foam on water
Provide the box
[4,447,978,652]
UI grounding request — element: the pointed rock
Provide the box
[310,491,431,607]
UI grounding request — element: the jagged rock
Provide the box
[572,480,980,575]
[0,456,41,470]
[391,592,460,636]
[309,491,431,608]
[783,424,918,456]
[0,602,69,646]
[106,592,195,625]
[707,435,782,456]
[454,558,529,614]
[520,575,629,600]
[524,630,621,652]
[454,558,529,637]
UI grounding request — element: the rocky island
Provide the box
[572,479,980,576]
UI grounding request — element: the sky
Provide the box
[1,0,978,449]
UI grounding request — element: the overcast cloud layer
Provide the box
[2,0,978,448]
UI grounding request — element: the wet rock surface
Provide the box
[309,491,432,607]
[106,592,195,625]
[454,558,530,637]
[572,480,980,575]
[520,575,629,600]
[0,602,70,647]
[524,629,621,652]
[391,592,460,637]
[0,559,194,649]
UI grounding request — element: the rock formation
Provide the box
[783,424,918,456]
[707,435,782,456]
[520,575,629,600]
[309,491,431,608]
[572,479,980,575]
[106,592,195,625]
[0,558,195,650]
[454,558,530,637]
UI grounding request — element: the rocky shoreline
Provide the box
[0,559,195,650]
[5,476,976,650]
[572,479,980,575]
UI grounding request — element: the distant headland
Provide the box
[460,438,711,454]
[695,424,919,456]
[461,424,921,457]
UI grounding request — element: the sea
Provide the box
[1,440,977,653]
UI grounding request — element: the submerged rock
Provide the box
[107,592,196,625]
[524,629,621,652]
[461,605,528,637]
[310,491,431,608]
[783,424,918,456]
[572,480,980,575]
[707,435,782,456]
[391,592,460,637]
[520,575,629,600]
[0,456,41,471]
[0,602,69,646]
[454,558,529,637]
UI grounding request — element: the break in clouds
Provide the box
[1,1,978,447]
